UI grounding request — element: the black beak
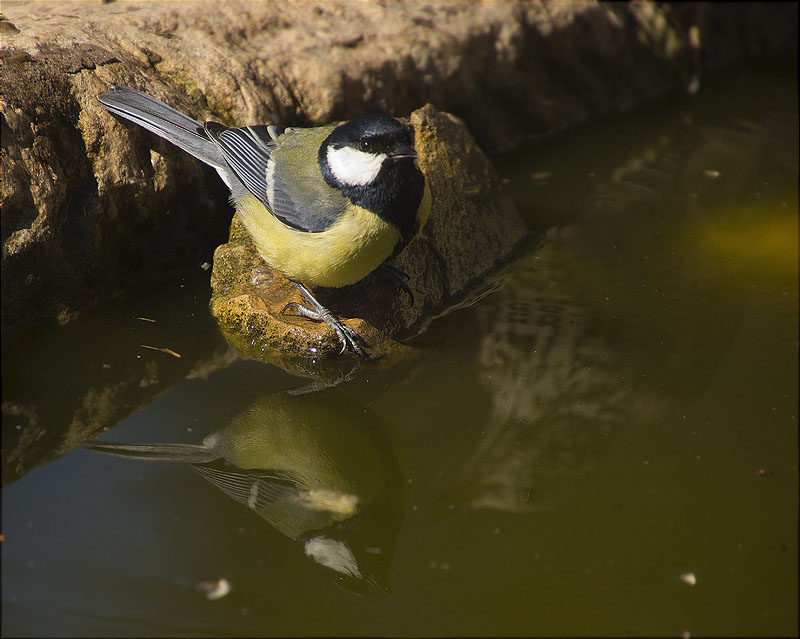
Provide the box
[388,143,417,159]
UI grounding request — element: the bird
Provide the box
[97,86,431,357]
[85,392,405,596]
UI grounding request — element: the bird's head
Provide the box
[321,114,418,188]
[319,114,426,243]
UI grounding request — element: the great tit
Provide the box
[97,87,431,357]
[85,392,404,596]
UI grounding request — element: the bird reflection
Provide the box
[85,392,404,596]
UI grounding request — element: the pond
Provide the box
[2,52,797,637]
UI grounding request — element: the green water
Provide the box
[2,54,797,637]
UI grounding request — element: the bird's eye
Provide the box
[360,140,373,153]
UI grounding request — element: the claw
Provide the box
[286,358,364,395]
[283,281,367,358]
[376,263,414,307]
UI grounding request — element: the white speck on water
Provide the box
[679,572,697,586]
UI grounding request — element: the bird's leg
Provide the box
[283,280,367,358]
[286,358,363,396]
[375,263,414,307]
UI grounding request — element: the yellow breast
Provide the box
[236,194,402,288]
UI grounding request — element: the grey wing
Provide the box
[204,122,345,233]
[205,122,274,207]
[268,151,346,232]
[192,464,299,513]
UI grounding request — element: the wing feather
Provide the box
[192,463,298,513]
[204,122,346,233]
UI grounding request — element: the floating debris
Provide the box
[195,578,232,600]
[679,571,697,586]
[140,345,182,358]
[134,317,156,322]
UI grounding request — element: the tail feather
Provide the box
[98,86,229,171]
[84,440,218,464]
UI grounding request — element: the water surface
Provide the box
[2,53,797,637]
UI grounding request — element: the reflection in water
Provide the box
[0,273,233,487]
[447,96,797,512]
[444,256,654,512]
[1,55,797,637]
[86,392,404,596]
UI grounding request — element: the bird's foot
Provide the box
[286,358,363,395]
[375,263,414,307]
[283,280,367,358]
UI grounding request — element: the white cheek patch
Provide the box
[327,145,387,187]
